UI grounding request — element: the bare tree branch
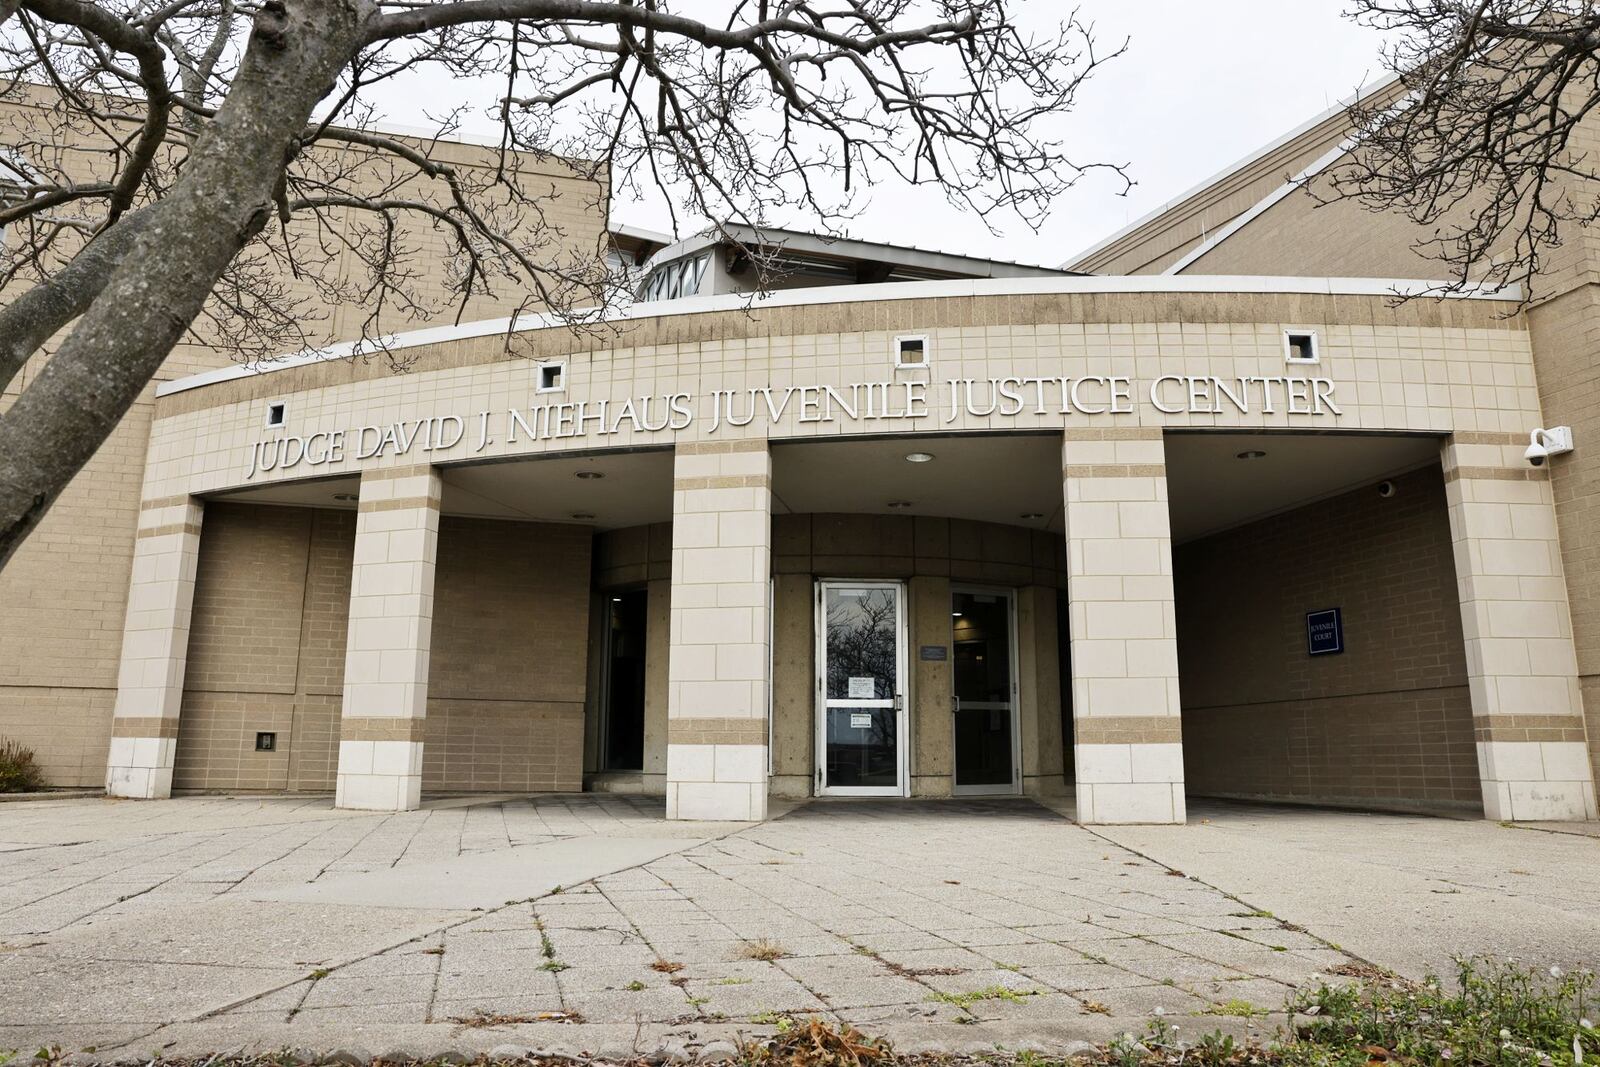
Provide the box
[0,0,1125,567]
[1325,0,1600,302]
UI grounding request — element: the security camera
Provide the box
[1524,426,1575,468]
[1377,480,1397,498]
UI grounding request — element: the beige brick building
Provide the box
[5,98,1600,825]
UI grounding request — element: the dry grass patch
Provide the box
[744,1016,891,1067]
[742,939,791,961]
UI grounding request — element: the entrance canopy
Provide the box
[215,428,1446,548]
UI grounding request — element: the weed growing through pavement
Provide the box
[10,954,1591,1067]
[742,939,789,961]
[531,914,568,971]
[929,985,1041,1009]
[1280,957,1596,1067]
[1193,1029,1239,1067]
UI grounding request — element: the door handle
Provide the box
[951,696,960,714]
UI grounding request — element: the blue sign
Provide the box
[1306,608,1343,655]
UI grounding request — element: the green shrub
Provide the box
[0,738,44,793]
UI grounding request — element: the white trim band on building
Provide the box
[156,273,1522,400]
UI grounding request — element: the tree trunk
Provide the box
[0,0,368,566]
[0,216,152,396]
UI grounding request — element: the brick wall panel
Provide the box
[1175,464,1480,808]
[0,394,151,785]
[184,503,311,694]
[167,505,589,793]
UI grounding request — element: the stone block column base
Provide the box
[335,739,424,811]
[1478,739,1598,820]
[106,735,176,799]
[1075,741,1186,823]
[666,741,767,821]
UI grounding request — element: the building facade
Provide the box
[4,99,1600,825]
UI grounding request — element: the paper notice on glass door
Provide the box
[847,677,874,699]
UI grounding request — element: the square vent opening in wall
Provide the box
[1284,330,1319,363]
[537,361,566,393]
[894,334,929,368]
[265,401,286,428]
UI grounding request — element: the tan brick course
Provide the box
[667,718,769,746]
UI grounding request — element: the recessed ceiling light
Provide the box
[575,470,605,480]
[1019,512,1045,520]
[570,512,596,520]
[952,611,963,618]
[1236,450,1267,460]
[886,500,913,509]
[904,451,935,463]
[332,492,359,502]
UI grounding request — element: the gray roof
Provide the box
[634,221,1083,281]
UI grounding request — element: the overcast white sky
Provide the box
[1000,0,1389,265]
[381,2,1391,268]
[825,0,1390,267]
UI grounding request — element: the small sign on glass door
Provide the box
[847,676,875,699]
[849,712,873,729]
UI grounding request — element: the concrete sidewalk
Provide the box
[0,794,1595,1059]
[1097,800,1600,980]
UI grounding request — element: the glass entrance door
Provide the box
[601,587,648,771]
[952,587,1020,795]
[815,581,908,796]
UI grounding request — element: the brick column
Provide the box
[665,440,772,821]
[106,496,204,799]
[1062,429,1185,824]
[1442,435,1599,820]
[335,465,441,812]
